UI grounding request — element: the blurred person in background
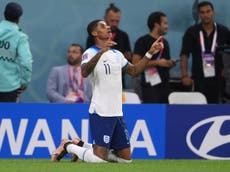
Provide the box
[180,1,230,103]
[46,44,91,103]
[0,2,33,102]
[133,11,176,103]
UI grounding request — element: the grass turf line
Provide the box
[0,159,230,172]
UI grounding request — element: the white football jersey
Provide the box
[82,46,128,117]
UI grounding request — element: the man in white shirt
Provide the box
[52,20,163,163]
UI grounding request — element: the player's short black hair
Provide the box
[197,1,214,11]
[147,11,166,31]
[87,19,103,37]
[105,3,120,16]
[4,2,23,22]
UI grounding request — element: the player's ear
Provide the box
[91,30,97,37]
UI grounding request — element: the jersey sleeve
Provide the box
[81,49,96,65]
[120,51,128,68]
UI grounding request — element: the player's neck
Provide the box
[95,38,108,49]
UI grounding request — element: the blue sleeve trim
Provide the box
[90,46,101,52]
[122,61,129,69]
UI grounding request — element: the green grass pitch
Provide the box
[0,159,230,172]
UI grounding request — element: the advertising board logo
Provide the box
[186,116,230,160]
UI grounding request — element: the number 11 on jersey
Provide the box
[104,63,111,75]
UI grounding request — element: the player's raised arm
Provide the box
[82,50,104,77]
[124,36,163,77]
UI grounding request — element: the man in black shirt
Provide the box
[86,4,131,88]
[133,12,176,103]
[180,1,230,103]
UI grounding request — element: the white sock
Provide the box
[108,151,132,163]
[66,144,107,163]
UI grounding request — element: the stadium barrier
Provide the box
[0,104,229,160]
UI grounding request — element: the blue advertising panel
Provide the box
[0,104,166,159]
[0,103,89,158]
[166,105,230,160]
[123,104,166,159]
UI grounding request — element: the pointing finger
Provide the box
[155,36,163,43]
